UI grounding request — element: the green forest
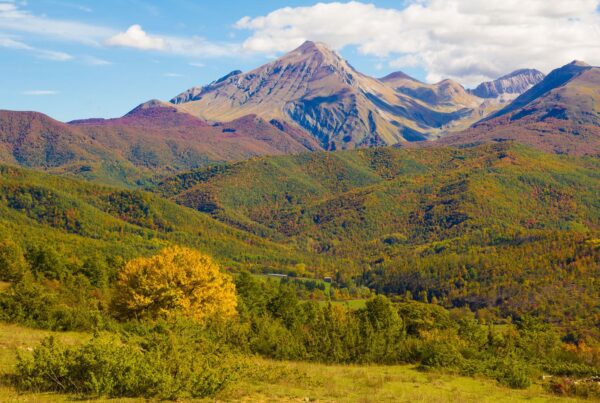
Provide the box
[0,142,599,400]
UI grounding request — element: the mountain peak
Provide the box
[125,99,176,117]
[380,71,420,83]
[295,40,333,53]
[471,69,545,99]
[569,60,591,67]
[284,40,345,67]
[479,60,598,123]
[499,68,544,80]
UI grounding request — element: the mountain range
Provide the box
[1,40,599,183]
[169,41,546,148]
[440,60,600,155]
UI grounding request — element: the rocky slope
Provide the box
[439,61,600,155]
[380,73,482,110]
[170,41,479,149]
[470,69,545,99]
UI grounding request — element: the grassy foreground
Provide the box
[0,322,584,402]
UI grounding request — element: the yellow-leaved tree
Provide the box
[112,246,237,322]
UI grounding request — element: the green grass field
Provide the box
[0,322,585,402]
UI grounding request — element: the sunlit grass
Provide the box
[0,321,585,402]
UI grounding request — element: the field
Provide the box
[0,322,585,402]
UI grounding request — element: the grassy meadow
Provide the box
[0,322,585,403]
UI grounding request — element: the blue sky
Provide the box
[1,0,599,121]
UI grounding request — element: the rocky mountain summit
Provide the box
[470,69,545,99]
[169,41,487,149]
[168,41,551,150]
[440,61,600,155]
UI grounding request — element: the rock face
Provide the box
[482,61,594,122]
[169,41,484,149]
[439,61,600,155]
[471,69,545,99]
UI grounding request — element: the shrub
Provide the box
[419,340,465,369]
[546,377,600,399]
[16,330,242,399]
[0,274,55,326]
[495,362,531,389]
[0,274,106,331]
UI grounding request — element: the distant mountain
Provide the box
[439,61,600,155]
[0,110,113,169]
[470,69,545,99]
[170,41,480,149]
[0,104,319,185]
[3,41,597,181]
[379,70,419,84]
[380,73,482,110]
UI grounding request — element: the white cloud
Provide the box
[0,37,29,49]
[189,61,205,67]
[37,49,72,61]
[81,55,111,65]
[106,24,239,57]
[22,90,59,95]
[0,36,72,60]
[0,1,113,45]
[0,3,237,58]
[105,24,167,51]
[235,0,600,85]
[163,72,183,77]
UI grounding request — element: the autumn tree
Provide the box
[112,246,237,322]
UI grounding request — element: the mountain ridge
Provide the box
[438,61,600,155]
[470,69,545,99]
[168,41,495,149]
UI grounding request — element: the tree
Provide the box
[0,238,28,281]
[25,245,67,280]
[112,246,237,322]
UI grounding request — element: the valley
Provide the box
[0,11,599,401]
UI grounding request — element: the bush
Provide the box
[546,377,600,399]
[419,340,465,369]
[0,274,55,326]
[0,274,106,331]
[16,328,243,399]
[495,362,531,389]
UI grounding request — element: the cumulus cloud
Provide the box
[105,24,167,51]
[0,3,237,58]
[106,24,239,57]
[235,0,600,85]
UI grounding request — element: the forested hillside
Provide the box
[156,143,600,331]
[0,164,311,274]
